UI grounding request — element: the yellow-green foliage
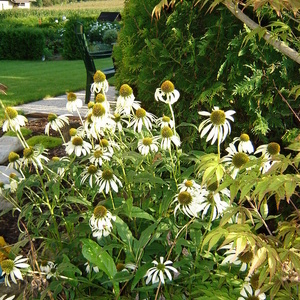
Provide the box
[27,135,62,149]
[4,128,32,137]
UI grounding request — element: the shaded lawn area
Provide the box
[0,58,114,121]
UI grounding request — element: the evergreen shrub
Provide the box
[113,0,300,151]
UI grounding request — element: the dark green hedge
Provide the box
[0,27,45,60]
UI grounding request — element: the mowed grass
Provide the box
[0,58,114,121]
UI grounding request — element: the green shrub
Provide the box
[113,1,300,150]
[0,27,45,60]
[26,135,62,148]
[103,28,118,45]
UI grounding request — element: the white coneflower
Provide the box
[155,80,180,105]
[221,143,250,178]
[160,126,180,150]
[90,70,109,94]
[238,282,266,300]
[98,169,123,194]
[116,84,141,115]
[2,107,27,133]
[22,146,49,170]
[64,136,92,157]
[66,92,82,113]
[145,257,179,285]
[89,148,112,167]
[177,179,202,194]
[84,262,99,274]
[91,103,108,127]
[255,142,280,157]
[157,115,174,129]
[81,164,102,188]
[4,173,20,193]
[7,152,22,171]
[44,113,69,136]
[233,133,254,154]
[111,112,128,133]
[84,113,100,140]
[220,243,253,272]
[40,261,56,279]
[0,255,29,287]
[198,106,235,145]
[97,138,120,156]
[137,137,159,156]
[89,205,116,239]
[128,108,156,133]
[116,262,137,273]
[172,190,208,219]
[198,183,230,221]
[95,93,110,113]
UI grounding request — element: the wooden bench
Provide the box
[74,21,115,104]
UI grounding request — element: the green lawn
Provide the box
[0,58,114,121]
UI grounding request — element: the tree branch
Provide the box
[224,0,300,64]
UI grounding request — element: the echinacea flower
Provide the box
[40,261,56,279]
[172,190,208,219]
[91,103,108,127]
[98,169,123,194]
[95,93,110,112]
[160,126,180,150]
[116,84,141,115]
[198,183,230,221]
[116,262,137,273]
[2,107,27,132]
[145,257,179,285]
[7,151,22,171]
[66,92,83,112]
[233,133,254,154]
[221,143,250,178]
[45,113,69,136]
[177,179,202,194]
[198,106,235,145]
[22,146,49,170]
[138,137,159,156]
[91,70,109,94]
[155,80,180,105]
[255,142,280,157]
[84,262,99,274]
[157,115,174,129]
[81,164,102,187]
[89,148,112,167]
[111,112,128,133]
[0,255,29,287]
[220,243,253,272]
[64,136,92,157]
[89,205,116,239]
[97,138,120,156]
[238,282,266,300]
[128,108,156,133]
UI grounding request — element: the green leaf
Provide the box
[114,216,134,247]
[66,196,91,207]
[133,171,167,185]
[131,263,152,291]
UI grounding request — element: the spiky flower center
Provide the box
[0,259,14,273]
[88,165,97,175]
[238,251,253,263]
[93,205,107,219]
[86,114,93,124]
[162,116,171,123]
[9,173,18,180]
[72,136,83,146]
[161,126,173,138]
[119,84,132,97]
[92,103,106,117]
[69,128,77,136]
[94,150,103,158]
[116,263,125,272]
[0,181,4,188]
[136,108,146,119]
[247,296,259,300]
[210,110,226,126]
[142,137,152,146]
[250,273,260,290]
[102,169,113,180]
[178,191,193,205]
[93,71,106,83]
[8,152,19,163]
[113,113,121,122]
[100,138,109,147]
[232,153,249,168]
[52,156,60,162]
[95,93,106,103]
[156,263,165,271]
[267,142,280,155]
[161,80,174,93]
[5,107,18,119]
[23,147,33,158]
[207,182,218,192]
[87,102,94,109]
[48,113,57,122]
[184,180,193,188]
[67,92,77,102]
[240,133,250,142]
